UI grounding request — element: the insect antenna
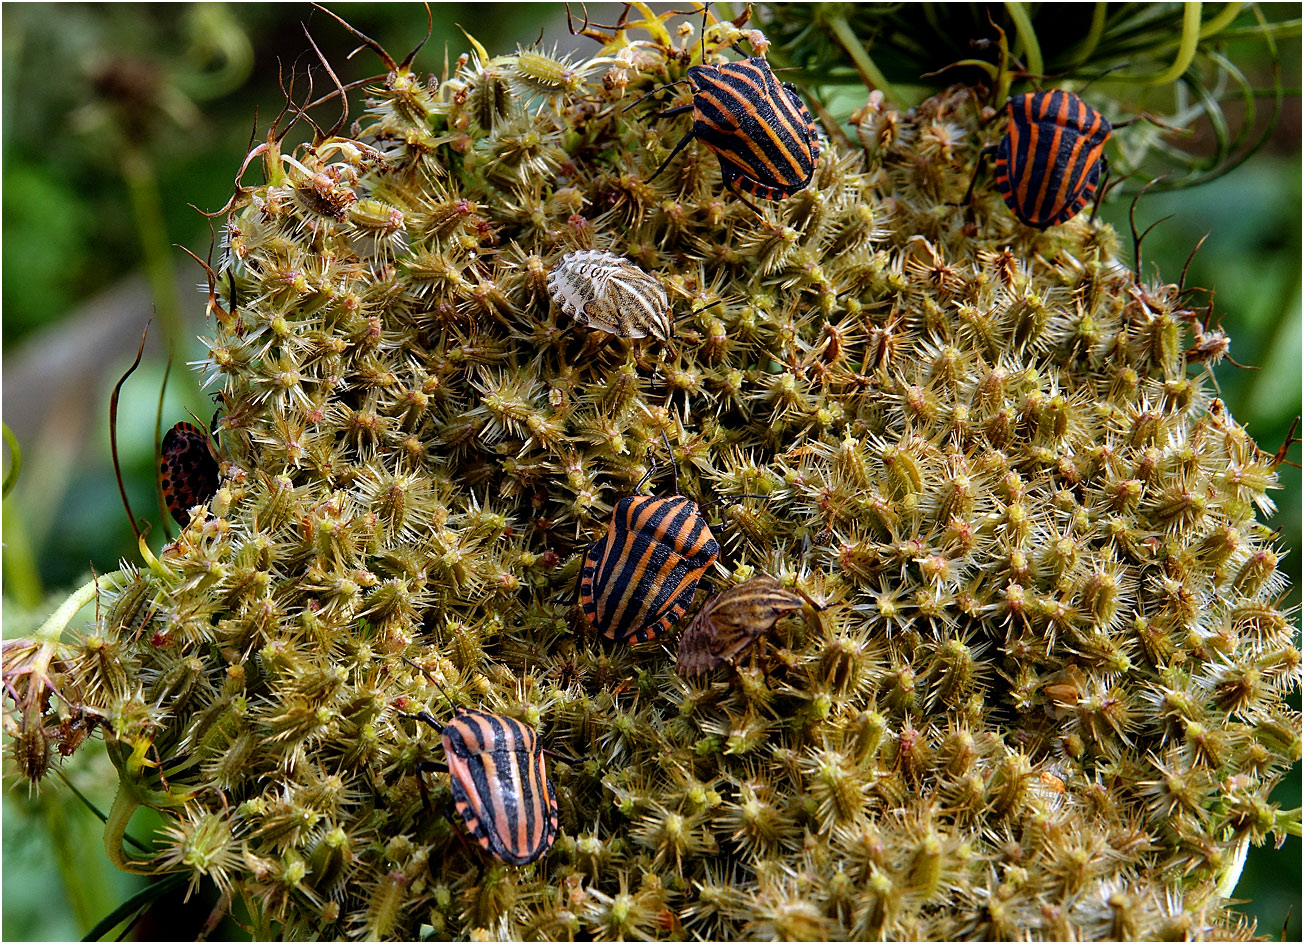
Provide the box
[1074,63,1130,95]
[697,493,767,513]
[699,2,708,66]
[111,323,151,545]
[659,427,679,495]
[401,655,459,728]
[621,78,691,114]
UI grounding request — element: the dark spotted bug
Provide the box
[580,494,720,644]
[158,421,219,526]
[964,90,1113,229]
[676,575,807,677]
[408,704,559,865]
[646,55,821,204]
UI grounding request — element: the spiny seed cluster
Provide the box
[14,16,1297,942]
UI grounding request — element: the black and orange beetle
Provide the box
[964,89,1113,229]
[158,421,220,526]
[402,663,560,866]
[578,436,721,645]
[638,10,820,206]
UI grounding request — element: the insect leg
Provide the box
[957,145,998,207]
[646,128,697,184]
[727,174,765,217]
[401,710,445,732]
[652,103,694,119]
[1089,156,1110,223]
[413,759,447,815]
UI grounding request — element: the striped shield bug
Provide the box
[159,420,220,526]
[548,249,671,340]
[579,436,721,644]
[639,14,820,208]
[676,574,810,677]
[963,89,1112,229]
[402,661,561,866]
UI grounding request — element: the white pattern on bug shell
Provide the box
[547,250,670,340]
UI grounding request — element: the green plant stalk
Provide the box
[53,767,153,854]
[33,571,129,644]
[2,496,44,609]
[120,146,181,354]
[1200,2,1244,37]
[1004,2,1043,79]
[1065,3,1109,70]
[1123,1,1204,85]
[102,786,155,876]
[3,422,21,499]
[824,14,906,108]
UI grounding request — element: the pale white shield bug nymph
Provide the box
[547,249,671,340]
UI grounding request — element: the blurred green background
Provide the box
[2,3,1298,940]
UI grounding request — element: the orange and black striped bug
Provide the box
[401,659,565,866]
[676,574,819,677]
[963,90,1113,229]
[579,437,721,645]
[158,420,220,526]
[639,14,820,208]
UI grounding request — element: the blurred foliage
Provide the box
[2,2,1299,940]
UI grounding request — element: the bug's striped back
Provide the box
[580,495,720,643]
[994,90,1111,229]
[677,575,805,677]
[687,58,820,200]
[441,709,558,865]
[159,421,220,526]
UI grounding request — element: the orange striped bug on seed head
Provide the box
[400,658,574,866]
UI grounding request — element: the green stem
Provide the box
[1147,2,1204,85]
[1067,3,1108,69]
[1004,2,1043,79]
[1200,2,1243,37]
[53,768,153,853]
[3,422,21,498]
[121,146,181,354]
[103,784,155,875]
[824,14,907,108]
[2,496,44,608]
[33,571,129,645]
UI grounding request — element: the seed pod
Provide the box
[547,250,671,340]
[159,421,220,526]
[676,575,805,677]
